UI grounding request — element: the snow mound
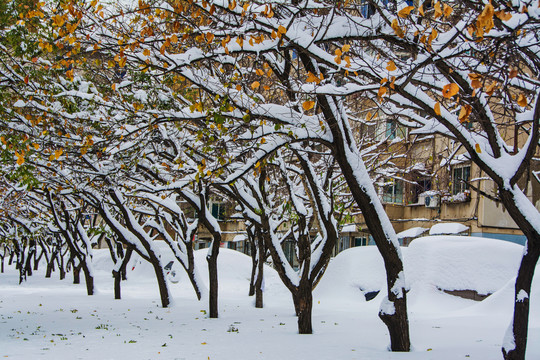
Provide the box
[406,236,523,295]
[429,222,469,235]
[315,246,388,302]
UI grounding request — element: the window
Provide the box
[452,165,471,195]
[413,178,432,204]
[211,202,225,220]
[354,237,368,247]
[386,119,397,139]
[382,179,403,204]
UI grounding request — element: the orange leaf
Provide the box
[442,83,459,98]
[341,44,351,52]
[398,6,414,18]
[255,69,264,76]
[386,60,397,71]
[228,0,236,10]
[143,49,150,56]
[391,19,405,38]
[278,25,287,35]
[434,102,441,115]
[378,86,387,98]
[419,4,424,16]
[475,144,482,153]
[509,68,518,79]
[458,104,472,123]
[251,81,260,89]
[434,2,442,19]
[306,72,321,84]
[15,152,24,166]
[302,101,315,111]
[24,76,29,84]
[517,94,528,107]
[443,4,453,17]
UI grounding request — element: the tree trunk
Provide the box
[254,239,265,308]
[294,283,313,334]
[151,259,170,308]
[120,247,133,281]
[207,250,219,318]
[73,262,81,284]
[113,268,122,299]
[502,241,540,360]
[81,261,94,296]
[249,251,257,297]
[8,250,15,265]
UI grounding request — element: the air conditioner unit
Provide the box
[425,195,440,208]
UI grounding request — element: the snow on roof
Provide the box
[341,224,357,233]
[429,223,469,235]
[232,234,247,242]
[397,227,428,239]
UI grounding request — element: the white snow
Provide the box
[429,222,469,235]
[341,223,357,233]
[1,237,539,360]
[397,227,428,239]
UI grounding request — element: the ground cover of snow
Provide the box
[1,237,539,360]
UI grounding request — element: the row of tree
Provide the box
[1,1,539,359]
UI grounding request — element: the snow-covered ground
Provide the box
[1,236,539,359]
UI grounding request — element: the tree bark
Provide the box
[73,262,81,284]
[294,283,313,334]
[207,246,219,318]
[499,188,540,360]
[502,242,540,360]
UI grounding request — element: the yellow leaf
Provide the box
[495,10,512,21]
[251,81,260,89]
[334,56,342,64]
[428,29,438,45]
[458,104,472,122]
[386,60,397,71]
[335,48,342,57]
[206,33,214,43]
[112,83,116,91]
[475,144,482,153]
[255,69,265,76]
[278,25,287,35]
[143,49,150,56]
[419,4,424,16]
[16,152,24,166]
[170,34,178,44]
[341,44,351,52]
[434,2,442,19]
[302,101,315,111]
[434,102,441,115]
[236,84,242,91]
[378,86,387,98]
[260,137,266,144]
[391,19,405,38]
[306,72,320,84]
[33,143,39,150]
[398,6,414,18]
[55,149,63,160]
[442,83,459,98]
[228,0,236,11]
[517,94,528,107]
[443,3,453,17]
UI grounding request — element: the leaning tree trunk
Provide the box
[499,187,540,360]
[503,241,540,360]
[333,142,410,351]
[81,260,94,296]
